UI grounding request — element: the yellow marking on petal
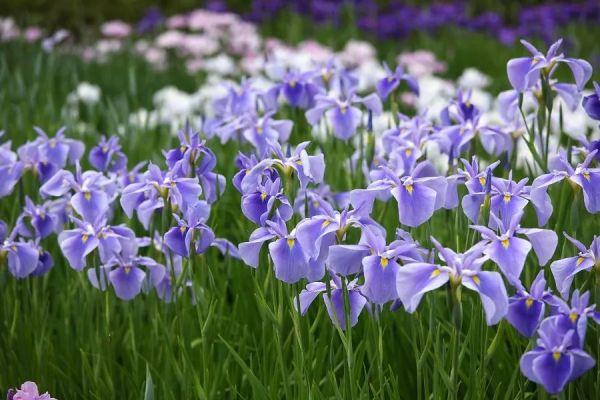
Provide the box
[479,177,486,187]
[387,76,394,83]
[553,351,561,362]
[430,269,441,279]
[289,80,297,88]
[180,145,187,153]
[583,172,590,181]
[102,145,109,153]
[287,238,295,249]
[124,266,131,274]
[525,298,534,308]
[256,126,263,134]
[569,312,578,324]
[405,184,414,194]
[179,226,186,233]
[472,275,480,286]
[313,201,320,208]
[501,239,510,249]
[49,140,57,148]
[84,191,92,201]
[11,245,17,251]
[260,192,268,201]
[503,194,511,203]
[380,257,389,268]
[373,159,380,166]
[296,160,303,165]
[340,105,347,114]
[576,256,585,266]
[321,220,331,229]
[81,234,89,243]
[405,148,413,157]
[532,58,540,66]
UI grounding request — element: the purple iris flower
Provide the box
[0,135,24,197]
[40,163,115,222]
[519,316,595,394]
[507,38,592,93]
[547,289,600,348]
[295,201,382,280]
[433,91,504,158]
[120,164,202,229]
[376,63,419,100]
[165,128,225,202]
[293,184,350,218]
[242,112,293,157]
[531,150,600,217]
[232,152,261,193]
[396,238,508,325]
[470,212,557,284]
[88,242,163,301]
[30,126,85,169]
[239,216,310,284]
[461,166,549,227]
[350,162,447,227]
[0,223,39,278]
[550,233,600,298]
[58,216,136,270]
[31,242,54,277]
[240,142,325,194]
[498,80,582,123]
[117,161,146,188]
[163,201,215,257]
[89,135,127,173]
[266,70,323,109]
[381,112,433,163]
[507,270,553,337]
[582,81,600,121]
[18,196,61,239]
[305,89,382,140]
[241,177,292,225]
[296,273,367,330]
[16,140,59,183]
[345,225,416,305]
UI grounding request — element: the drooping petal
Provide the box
[462,271,508,325]
[507,57,535,92]
[326,106,362,140]
[391,183,437,227]
[71,190,109,222]
[518,228,557,265]
[109,266,146,300]
[361,255,400,305]
[507,296,544,337]
[485,237,531,281]
[164,226,190,257]
[323,288,367,330]
[326,244,370,276]
[531,352,573,394]
[268,237,308,284]
[238,228,275,268]
[58,230,99,270]
[550,256,595,298]
[396,263,449,312]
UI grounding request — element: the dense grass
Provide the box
[1,23,600,400]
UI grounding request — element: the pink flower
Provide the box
[24,26,43,42]
[100,20,131,38]
[396,50,447,77]
[10,381,55,400]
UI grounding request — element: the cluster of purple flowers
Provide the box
[220,38,600,394]
[0,124,236,301]
[244,0,600,45]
